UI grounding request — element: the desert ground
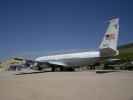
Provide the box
[0,71,133,100]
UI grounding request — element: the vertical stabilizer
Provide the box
[99,18,119,57]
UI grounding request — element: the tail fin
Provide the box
[99,18,119,57]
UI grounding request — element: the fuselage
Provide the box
[35,51,100,67]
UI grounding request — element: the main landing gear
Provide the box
[51,67,75,72]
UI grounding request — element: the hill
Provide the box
[117,43,133,61]
[0,58,25,71]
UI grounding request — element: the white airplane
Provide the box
[15,18,119,71]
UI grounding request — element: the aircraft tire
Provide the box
[51,67,56,72]
[60,67,65,71]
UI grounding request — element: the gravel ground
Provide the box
[0,71,133,100]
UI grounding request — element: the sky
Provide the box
[0,0,133,59]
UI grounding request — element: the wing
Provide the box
[47,61,67,66]
[14,57,67,70]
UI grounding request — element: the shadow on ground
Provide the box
[96,70,119,74]
[15,71,50,75]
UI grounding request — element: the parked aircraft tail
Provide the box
[99,18,119,57]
